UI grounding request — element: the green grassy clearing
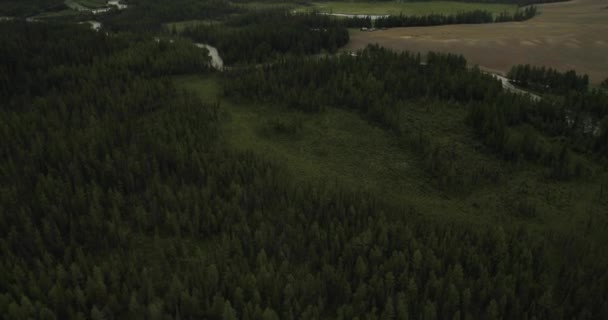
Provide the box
[65,0,107,10]
[33,8,86,19]
[164,20,223,33]
[174,74,608,242]
[236,1,301,10]
[299,1,518,16]
[78,0,107,8]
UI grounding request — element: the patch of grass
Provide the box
[174,74,608,240]
[164,20,223,33]
[78,0,107,8]
[236,1,302,10]
[65,0,107,10]
[299,1,518,16]
[33,8,85,19]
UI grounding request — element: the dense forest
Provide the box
[0,0,64,16]
[507,64,590,94]
[182,11,350,64]
[101,0,240,31]
[375,6,537,28]
[2,1,608,319]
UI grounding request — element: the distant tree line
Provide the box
[0,0,65,16]
[508,64,589,94]
[375,6,537,28]
[101,0,240,31]
[182,11,349,64]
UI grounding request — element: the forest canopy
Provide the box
[1,1,607,319]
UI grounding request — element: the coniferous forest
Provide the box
[1,1,608,319]
[375,6,537,28]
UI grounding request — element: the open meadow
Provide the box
[174,74,608,243]
[346,0,608,84]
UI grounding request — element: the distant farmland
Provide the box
[346,0,608,84]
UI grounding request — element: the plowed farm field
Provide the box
[346,0,608,84]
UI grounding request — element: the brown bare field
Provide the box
[346,0,608,84]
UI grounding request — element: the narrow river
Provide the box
[195,43,224,71]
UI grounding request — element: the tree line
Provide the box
[101,0,240,31]
[182,11,349,64]
[0,0,65,16]
[375,6,537,28]
[508,64,589,94]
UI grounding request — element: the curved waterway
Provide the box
[195,43,224,71]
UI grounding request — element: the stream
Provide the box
[195,43,224,71]
[65,0,128,14]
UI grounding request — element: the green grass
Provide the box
[65,0,107,10]
[78,0,107,8]
[33,9,86,19]
[236,1,300,10]
[174,74,608,242]
[164,20,223,33]
[299,1,518,16]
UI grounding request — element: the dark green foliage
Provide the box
[183,11,349,64]
[223,45,608,178]
[262,116,304,136]
[601,77,608,90]
[0,0,65,16]
[1,20,607,320]
[101,0,239,31]
[376,7,537,29]
[374,6,537,28]
[508,64,590,94]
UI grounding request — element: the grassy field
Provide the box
[77,0,107,8]
[65,0,107,10]
[347,0,608,84]
[298,1,517,15]
[32,8,86,19]
[237,1,300,10]
[164,20,222,33]
[174,74,608,243]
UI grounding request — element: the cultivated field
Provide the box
[346,0,608,84]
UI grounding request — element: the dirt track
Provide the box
[346,0,608,84]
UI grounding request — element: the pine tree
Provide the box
[223,300,238,320]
